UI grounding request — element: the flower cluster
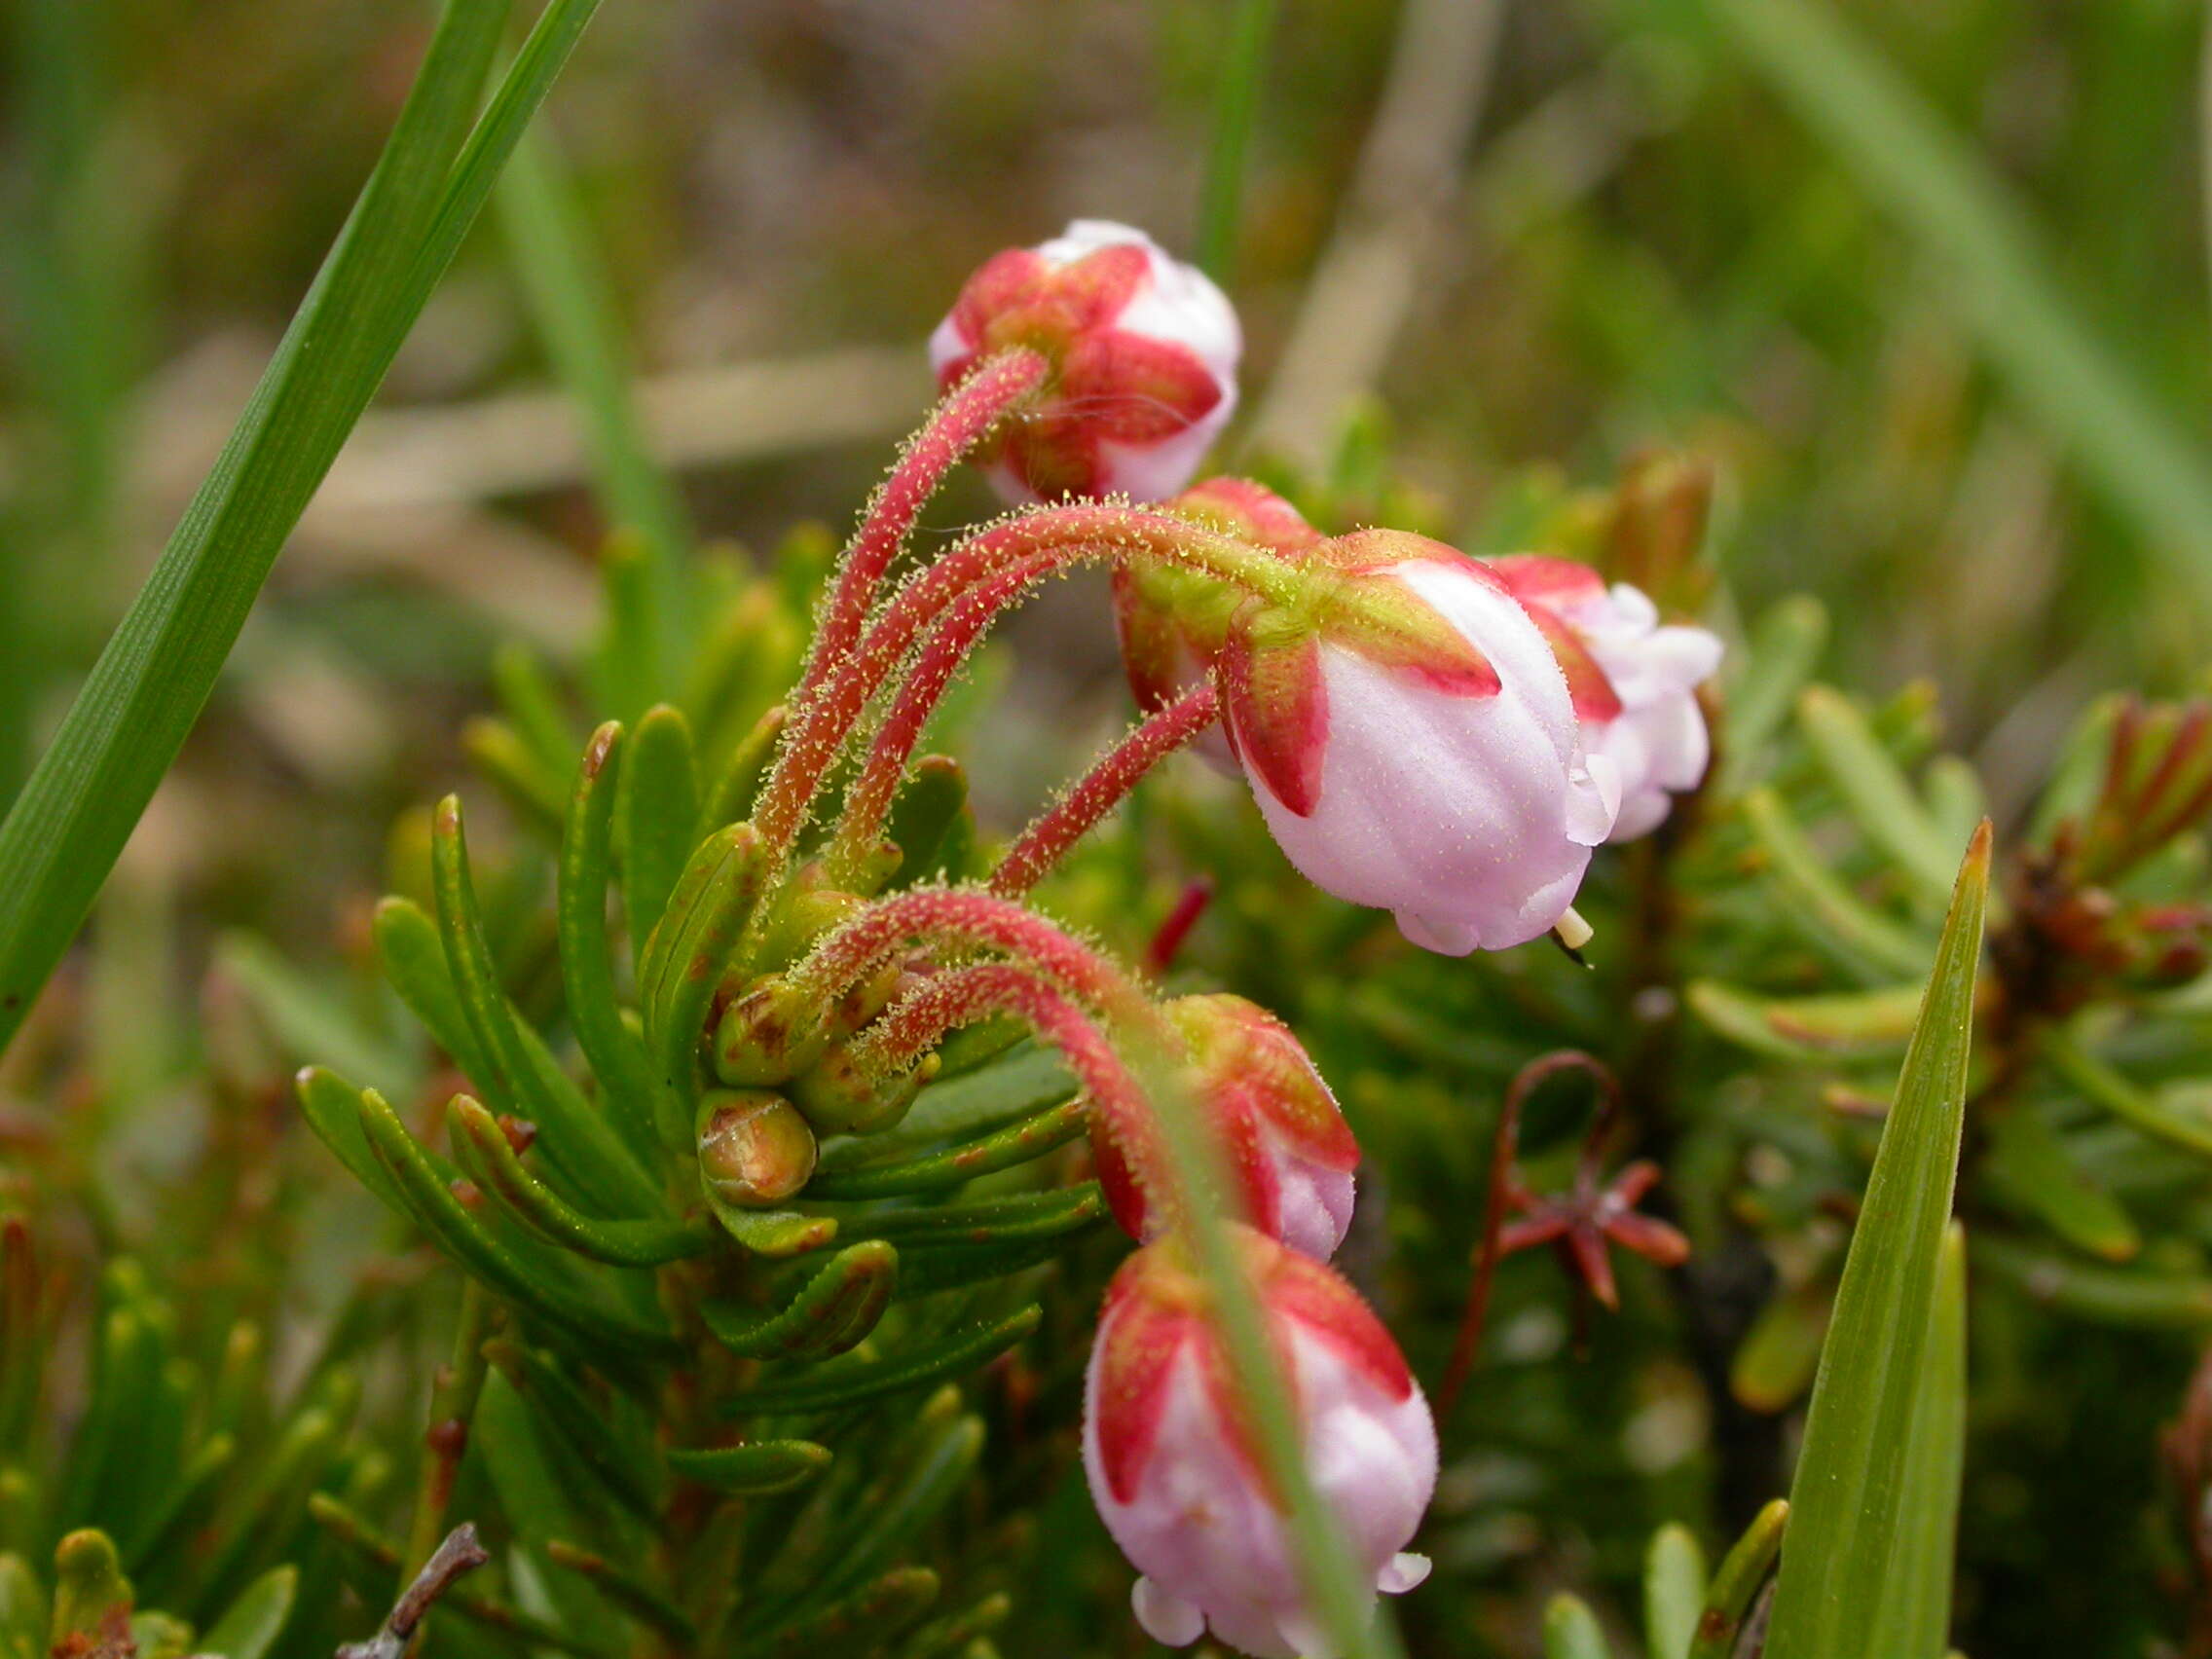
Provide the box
[893,221,1718,1650]
[327,219,1722,1659]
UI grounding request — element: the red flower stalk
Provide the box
[784,885,1155,1025]
[987,683,1222,898]
[754,503,1305,858]
[795,349,1049,706]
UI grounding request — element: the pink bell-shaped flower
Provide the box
[929,220,1240,504]
[1491,555,1722,841]
[1217,532,1621,955]
[1113,479,1322,766]
[1082,1227,1436,1658]
[1092,991,1358,1260]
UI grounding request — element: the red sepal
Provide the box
[1488,552,1608,608]
[1516,600,1623,722]
[1218,608,1329,817]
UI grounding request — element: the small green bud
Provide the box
[714,975,833,1087]
[790,1046,938,1136]
[698,1090,819,1206]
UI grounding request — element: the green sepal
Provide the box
[558,722,661,1161]
[617,704,700,963]
[542,1542,695,1645]
[664,1439,832,1496]
[827,1184,1106,1249]
[701,1240,896,1359]
[883,757,971,890]
[721,1308,1039,1417]
[351,1081,680,1357]
[448,1095,709,1266]
[806,1097,1088,1199]
[1686,1499,1787,1659]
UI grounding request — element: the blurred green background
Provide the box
[7,3,2212,1651]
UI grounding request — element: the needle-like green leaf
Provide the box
[1764,823,1989,1659]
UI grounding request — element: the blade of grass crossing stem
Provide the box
[1194,0,1276,283]
[0,0,617,1060]
[497,125,692,710]
[1129,1051,1404,1658]
[1764,823,1989,1659]
[1863,1223,1968,1659]
[1691,0,2212,610]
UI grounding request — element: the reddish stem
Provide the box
[787,886,1155,1022]
[854,960,1170,1205]
[1146,879,1215,976]
[825,560,1046,883]
[795,350,1048,705]
[989,683,1222,897]
[1437,1051,1617,1420]
[755,503,1300,856]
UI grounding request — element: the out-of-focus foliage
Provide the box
[10,2,2212,1657]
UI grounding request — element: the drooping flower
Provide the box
[1091,992,1358,1260]
[1490,554,1722,841]
[1112,479,1322,765]
[1082,1227,1436,1658]
[1216,531,1620,955]
[929,220,1240,503]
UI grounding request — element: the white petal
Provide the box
[1133,1577,1207,1647]
[1378,1553,1431,1595]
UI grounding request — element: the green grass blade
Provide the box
[1194,0,1276,284]
[1863,1224,1967,1659]
[1764,822,1990,1659]
[497,124,693,709]
[1691,0,2212,608]
[0,0,574,1060]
